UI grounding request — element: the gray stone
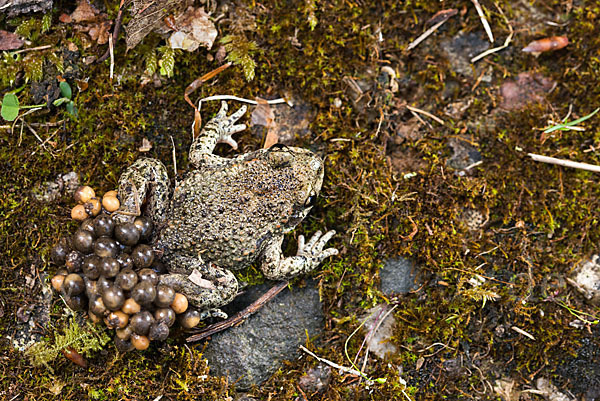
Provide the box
[203,281,324,390]
[441,31,490,80]
[380,257,421,296]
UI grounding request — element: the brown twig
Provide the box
[97,0,126,63]
[186,281,289,342]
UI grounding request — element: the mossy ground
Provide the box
[2,0,600,399]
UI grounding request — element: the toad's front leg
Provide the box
[260,230,338,280]
[189,101,247,167]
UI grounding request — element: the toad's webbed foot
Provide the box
[260,230,338,280]
[190,101,247,167]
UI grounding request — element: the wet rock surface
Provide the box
[379,257,421,296]
[203,280,324,390]
[441,31,490,79]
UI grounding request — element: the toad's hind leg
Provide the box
[115,158,170,225]
[159,254,238,311]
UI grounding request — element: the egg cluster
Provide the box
[50,186,202,351]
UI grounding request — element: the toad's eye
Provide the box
[268,143,288,151]
[304,194,317,208]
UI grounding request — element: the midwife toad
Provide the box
[116,102,337,318]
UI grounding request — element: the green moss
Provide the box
[3,0,600,398]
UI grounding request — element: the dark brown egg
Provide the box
[51,274,66,292]
[130,311,155,335]
[62,273,85,296]
[100,257,120,278]
[116,253,134,270]
[97,275,112,295]
[82,255,101,280]
[105,311,129,329]
[114,337,134,352]
[179,309,201,329]
[73,230,94,253]
[154,308,175,327]
[102,285,125,311]
[154,284,175,308]
[66,294,87,311]
[93,214,115,237]
[89,295,107,315]
[114,223,140,246]
[51,238,71,265]
[138,268,158,286]
[121,298,141,315]
[84,277,99,298]
[94,237,119,258]
[79,218,96,237]
[132,245,154,269]
[65,251,84,273]
[133,216,153,241]
[131,333,150,350]
[131,281,156,304]
[148,322,169,341]
[171,293,188,314]
[115,269,138,291]
[115,325,133,340]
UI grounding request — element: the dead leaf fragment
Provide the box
[0,29,24,51]
[126,0,191,51]
[168,7,217,52]
[138,138,152,152]
[70,0,99,23]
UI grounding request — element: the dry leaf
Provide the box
[138,138,152,152]
[251,98,279,149]
[168,7,217,51]
[70,0,99,23]
[0,29,24,50]
[88,21,111,44]
[125,0,191,51]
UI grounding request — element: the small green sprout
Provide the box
[543,107,600,134]
[1,92,46,121]
[1,81,77,121]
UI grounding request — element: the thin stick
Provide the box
[11,45,52,54]
[299,345,364,378]
[511,326,535,340]
[97,0,125,63]
[170,135,177,179]
[407,11,456,51]
[109,35,114,80]
[406,105,444,124]
[186,281,289,342]
[198,95,287,108]
[471,2,513,62]
[471,0,494,43]
[528,153,600,173]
